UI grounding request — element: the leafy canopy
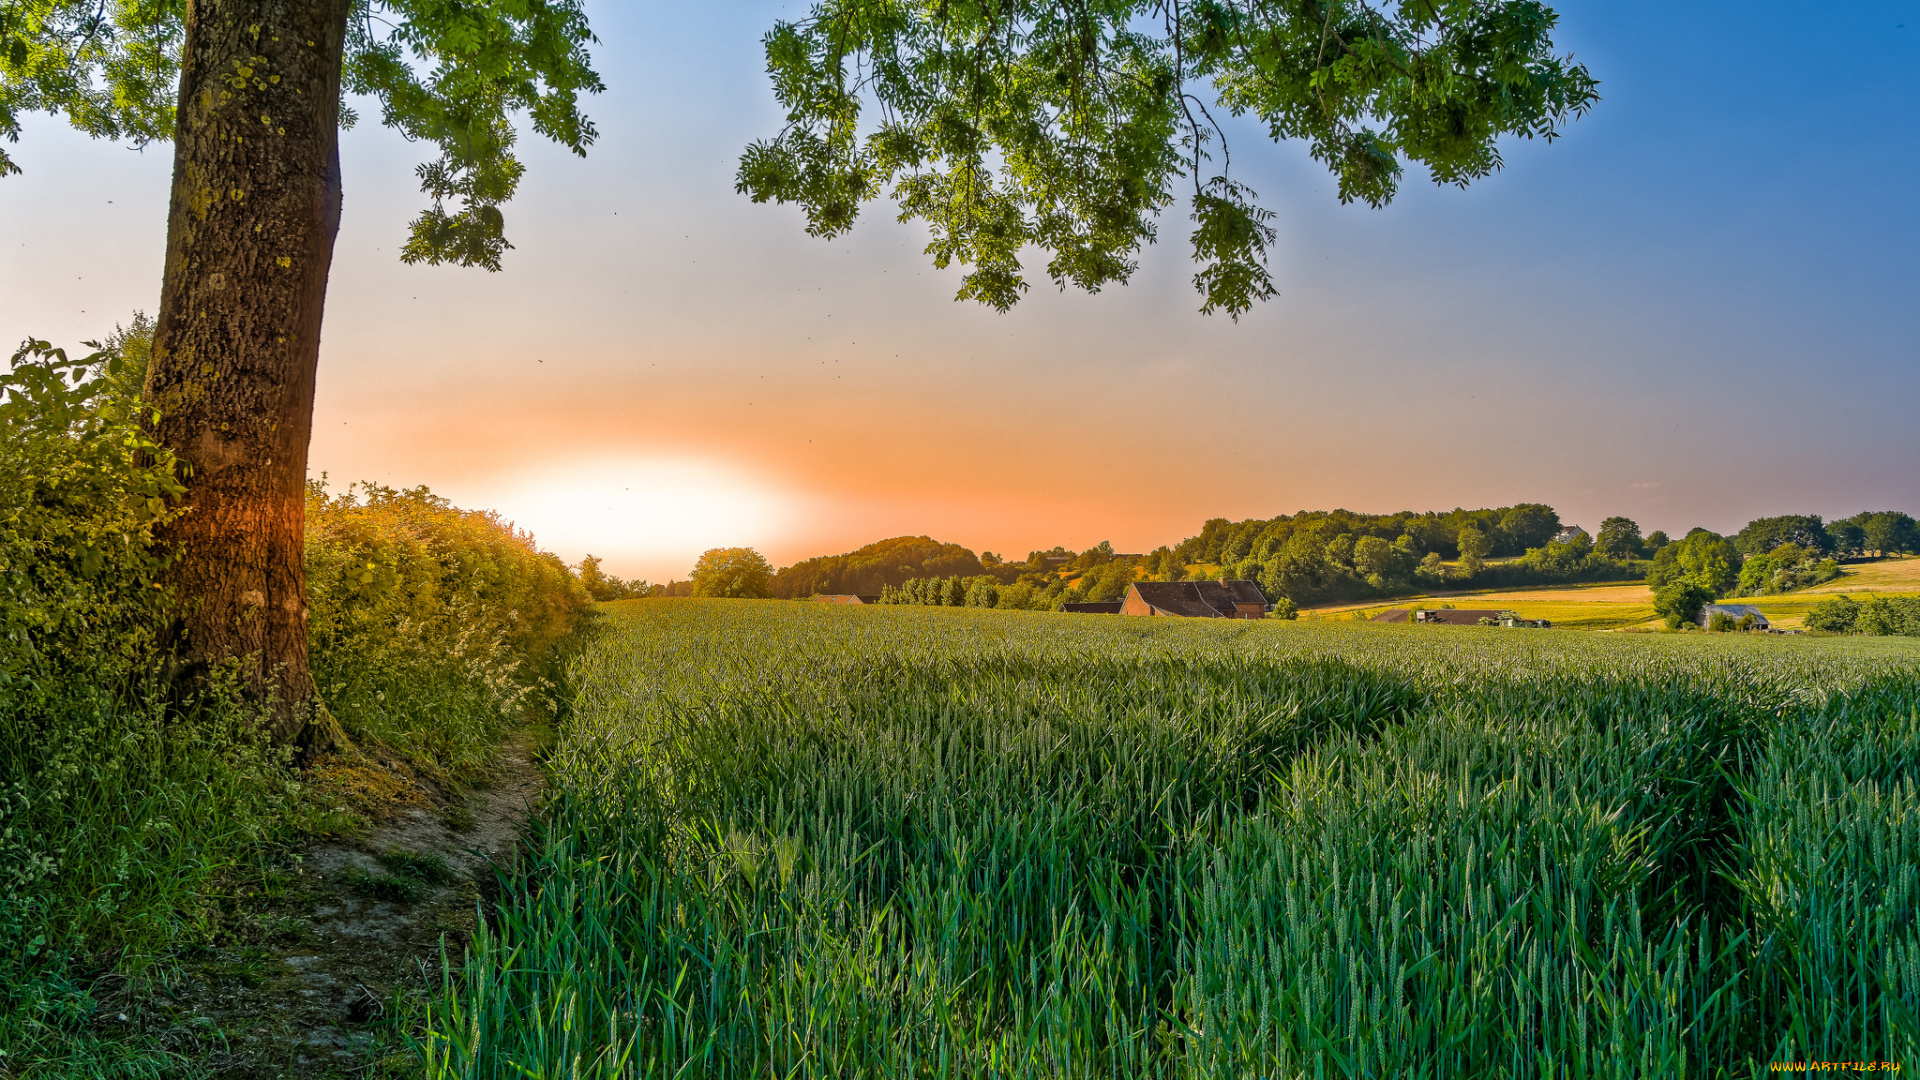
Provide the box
[691,547,777,600]
[739,0,1597,317]
[0,0,601,270]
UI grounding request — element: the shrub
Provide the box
[2,325,591,1068]
[1,329,297,1062]
[1856,597,1920,637]
[305,481,590,778]
[1804,596,1860,633]
[1655,581,1715,629]
[1803,595,1920,637]
[0,329,183,690]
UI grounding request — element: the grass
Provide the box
[419,601,1920,1077]
[1326,597,1660,629]
[1317,556,1920,630]
[346,852,459,902]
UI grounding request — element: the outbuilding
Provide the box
[1699,604,1770,630]
[1120,580,1269,619]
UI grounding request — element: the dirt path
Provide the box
[127,735,545,1077]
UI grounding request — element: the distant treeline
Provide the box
[643,506,1920,619]
[1158,504,1633,605]
[1643,512,1920,630]
[1176,505,1563,565]
[772,536,985,598]
[879,555,1143,612]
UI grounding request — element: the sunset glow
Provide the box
[467,457,798,580]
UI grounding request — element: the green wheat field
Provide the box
[422,601,1920,1078]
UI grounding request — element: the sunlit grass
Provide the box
[421,601,1920,1077]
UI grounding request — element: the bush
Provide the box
[1856,597,1920,637]
[306,481,590,778]
[1,325,591,1067]
[1655,581,1715,629]
[0,329,182,690]
[0,329,299,1061]
[1804,596,1861,633]
[1803,595,1920,636]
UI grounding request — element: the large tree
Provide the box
[4,0,600,743]
[1592,515,1643,561]
[740,0,1598,316]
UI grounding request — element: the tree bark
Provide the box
[145,0,352,744]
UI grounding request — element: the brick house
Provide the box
[1120,580,1269,619]
[813,594,883,605]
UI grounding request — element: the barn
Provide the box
[1119,581,1269,619]
[1699,604,1770,630]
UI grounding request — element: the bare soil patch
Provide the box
[110,734,545,1078]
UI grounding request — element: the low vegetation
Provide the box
[0,328,589,1072]
[422,601,1919,1076]
[1807,595,1920,636]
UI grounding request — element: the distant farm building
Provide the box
[1552,526,1588,545]
[1700,604,1770,630]
[1120,580,1269,619]
[1373,609,1551,628]
[1058,601,1124,614]
[813,594,882,605]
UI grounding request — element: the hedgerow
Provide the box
[0,323,589,1069]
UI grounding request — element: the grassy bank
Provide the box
[0,334,588,1075]
[423,601,1920,1076]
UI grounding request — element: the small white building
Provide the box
[1551,525,1588,545]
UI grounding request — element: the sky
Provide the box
[3,1,1918,582]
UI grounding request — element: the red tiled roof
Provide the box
[1126,581,1268,618]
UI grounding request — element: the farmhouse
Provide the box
[1120,580,1269,619]
[1699,603,1770,630]
[813,594,883,605]
[1552,525,1588,545]
[1058,601,1124,614]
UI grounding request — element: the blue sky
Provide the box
[3,0,1916,580]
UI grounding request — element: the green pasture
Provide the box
[1328,598,1660,630]
[422,602,1920,1077]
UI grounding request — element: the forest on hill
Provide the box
[666,504,1920,615]
[770,536,986,598]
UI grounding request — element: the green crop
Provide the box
[420,601,1920,1077]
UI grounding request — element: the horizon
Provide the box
[5,0,1917,582]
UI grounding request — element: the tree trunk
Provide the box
[145,0,353,745]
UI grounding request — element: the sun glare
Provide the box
[470,457,796,580]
